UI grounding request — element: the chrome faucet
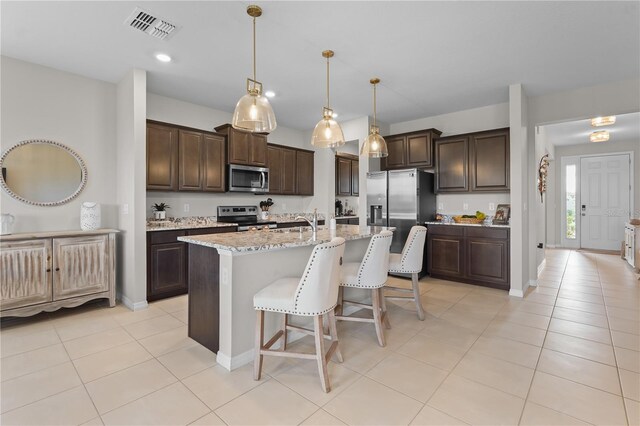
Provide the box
[295,208,318,236]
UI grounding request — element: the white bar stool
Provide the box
[336,230,393,346]
[386,225,428,320]
[253,237,345,393]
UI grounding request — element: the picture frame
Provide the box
[493,204,511,225]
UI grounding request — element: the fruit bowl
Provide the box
[452,216,483,224]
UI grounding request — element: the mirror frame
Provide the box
[0,139,88,206]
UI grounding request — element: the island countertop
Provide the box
[178,224,394,254]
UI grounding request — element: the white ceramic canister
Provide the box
[81,202,101,230]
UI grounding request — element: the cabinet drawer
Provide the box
[149,230,187,244]
[186,227,237,236]
[427,225,465,237]
[465,227,509,240]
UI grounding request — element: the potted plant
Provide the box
[152,203,170,220]
[259,198,274,220]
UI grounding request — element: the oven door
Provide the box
[228,164,269,193]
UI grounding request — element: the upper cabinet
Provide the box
[435,128,510,194]
[215,124,267,167]
[381,129,442,170]
[335,153,359,196]
[266,143,314,196]
[147,120,225,193]
[296,150,314,196]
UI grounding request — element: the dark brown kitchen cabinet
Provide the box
[178,130,203,191]
[435,136,469,193]
[281,148,297,195]
[147,123,178,190]
[470,129,510,192]
[296,150,314,196]
[266,144,311,195]
[336,217,360,225]
[267,146,283,194]
[215,124,267,167]
[382,129,442,170]
[427,224,510,290]
[335,153,359,196]
[202,134,226,192]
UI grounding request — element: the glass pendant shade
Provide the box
[360,125,388,157]
[311,108,345,148]
[232,91,277,133]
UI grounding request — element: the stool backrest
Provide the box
[399,226,427,272]
[358,230,393,287]
[294,237,346,315]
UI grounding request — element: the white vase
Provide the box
[261,211,268,220]
[81,202,101,230]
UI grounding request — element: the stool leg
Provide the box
[327,310,343,363]
[380,287,391,329]
[412,273,425,321]
[372,288,386,347]
[314,315,330,392]
[336,287,344,316]
[254,310,265,380]
[281,313,288,351]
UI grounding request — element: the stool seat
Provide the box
[253,278,300,315]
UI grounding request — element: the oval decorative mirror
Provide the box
[0,140,87,206]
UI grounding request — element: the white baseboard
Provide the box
[509,280,531,298]
[537,259,547,277]
[528,279,538,287]
[119,294,148,311]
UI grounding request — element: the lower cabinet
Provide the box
[336,217,359,225]
[1,231,117,317]
[427,225,510,290]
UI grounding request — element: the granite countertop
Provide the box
[178,224,394,254]
[146,213,328,231]
[425,221,510,229]
[335,215,359,219]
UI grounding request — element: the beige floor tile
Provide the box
[366,353,448,403]
[608,315,640,335]
[324,376,422,426]
[605,296,640,310]
[469,335,541,368]
[548,317,611,344]
[300,409,346,425]
[537,279,561,289]
[0,328,61,358]
[528,371,627,425]
[626,398,640,426]
[619,369,640,402]
[215,379,318,426]
[183,364,265,410]
[423,285,472,304]
[519,401,589,425]
[396,334,467,371]
[537,348,621,395]
[0,343,69,382]
[558,290,604,305]
[495,309,550,330]
[157,344,216,379]
[544,331,616,365]
[345,324,417,351]
[561,283,603,295]
[339,334,392,374]
[63,327,134,360]
[54,315,120,342]
[101,382,209,426]
[85,359,177,414]
[110,305,166,326]
[615,347,640,373]
[410,405,468,425]
[137,325,198,357]
[438,308,494,333]
[190,411,227,425]
[80,417,104,425]
[418,318,481,350]
[552,306,609,328]
[611,330,640,351]
[452,351,534,398]
[123,314,183,340]
[607,306,640,321]
[0,362,81,413]
[555,297,607,315]
[428,374,525,425]
[500,300,555,317]
[523,292,557,306]
[150,295,188,313]
[73,341,153,383]
[483,319,546,346]
[0,386,97,426]
[170,308,189,324]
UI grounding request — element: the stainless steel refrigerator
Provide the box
[367,169,436,253]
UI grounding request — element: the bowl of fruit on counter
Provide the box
[453,211,486,224]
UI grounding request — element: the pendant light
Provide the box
[232,5,277,133]
[311,50,345,148]
[360,78,388,157]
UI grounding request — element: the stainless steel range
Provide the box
[217,205,277,231]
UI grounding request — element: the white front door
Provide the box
[580,154,631,250]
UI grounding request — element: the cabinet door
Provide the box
[428,235,464,277]
[296,151,314,195]
[435,137,469,193]
[228,130,251,165]
[470,130,510,192]
[466,238,509,288]
[0,239,52,310]
[148,242,187,301]
[147,123,178,190]
[384,136,406,169]
[281,148,297,195]
[267,146,283,194]
[336,157,352,196]
[53,235,109,301]
[250,135,268,166]
[178,130,203,191]
[202,134,225,192]
[407,132,433,167]
[351,159,359,195]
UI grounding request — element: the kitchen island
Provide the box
[178,224,394,371]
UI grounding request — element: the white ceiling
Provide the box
[542,112,640,147]
[2,1,639,130]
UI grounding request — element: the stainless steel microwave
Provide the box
[228,164,269,193]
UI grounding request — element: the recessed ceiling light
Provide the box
[591,116,616,127]
[264,90,275,98]
[590,130,610,142]
[155,53,172,63]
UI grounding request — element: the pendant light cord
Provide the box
[252,17,257,82]
[372,83,377,127]
[326,56,330,109]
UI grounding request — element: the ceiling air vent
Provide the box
[125,7,178,41]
